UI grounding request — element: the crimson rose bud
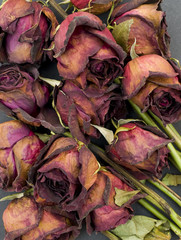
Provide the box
[29,135,100,211]
[0,120,44,191]
[54,81,126,143]
[3,196,80,240]
[0,64,50,126]
[0,0,58,64]
[122,54,181,124]
[78,170,142,233]
[111,0,170,57]
[71,0,114,15]
[53,11,126,88]
[106,122,172,179]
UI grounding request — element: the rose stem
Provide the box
[138,199,181,237]
[148,110,181,151]
[47,0,68,19]
[148,177,181,207]
[129,100,181,172]
[88,143,181,229]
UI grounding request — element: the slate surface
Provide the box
[0,0,181,239]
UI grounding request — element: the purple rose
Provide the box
[29,135,100,211]
[0,0,58,64]
[3,196,80,240]
[0,120,44,191]
[54,81,126,143]
[0,64,50,127]
[106,122,172,179]
[111,0,170,57]
[53,11,126,88]
[122,54,181,124]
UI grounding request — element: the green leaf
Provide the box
[112,19,134,52]
[111,216,171,240]
[162,174,181,186]
[130,38,139,60]
[114,188,140,207]
[145,220,171,240]
[91,124,114,144]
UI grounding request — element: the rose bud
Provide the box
[111,0,170,57]
[54,81,126,143]
[3,196,80,240]
[78,169,142,233]
[106,122,172,179]
[0,0,58,65]
[0,64,50,127]
[0,120,44,191]
[122,54,181,124]
[29,135,100,211]
[70,0,114,15]
[53,12,126,89]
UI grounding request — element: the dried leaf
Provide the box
[91,124,114,144]
[112,19,134,52]
[130,38,139,60]
[162,174,181,186]
[111,216,171,240]
[114,188,140,207]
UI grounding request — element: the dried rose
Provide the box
[3,196,80,240]
[29,135,100,211]
[122,54,181,124]
[53,11,126,89]
[54,81,126,143]
[106,122,172,179]
[111,0,170,57]
[78,169,142,233]
[70,0,114,15]
[0,120,44,191]
[0,64,50,127]
[0,0,58,64]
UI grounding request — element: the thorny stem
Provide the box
[47,0,68,19]
[89,143,181,230]
[129,100,181,172]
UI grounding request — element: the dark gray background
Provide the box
[0,0,181,239]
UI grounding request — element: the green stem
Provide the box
[149,110,181,151]
[129,100,181,172]
[89,143,181,229]
[138,199,181,237]
[148,178,181,207]
[48,0,68,19]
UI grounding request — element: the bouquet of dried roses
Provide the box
[0,0,181,240]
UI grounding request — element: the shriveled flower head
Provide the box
[0,120,44,191]
[54,81,126,143]
[3,196,80,240]
[122,54,181,124]
[78,169,142,233]
[0,0,58,64]
[0,64,51,127]
[111,0,170,57]
[53,11,126,89]
[71,0,114,15]
[29,135,100,211]
[106,121,172,179]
